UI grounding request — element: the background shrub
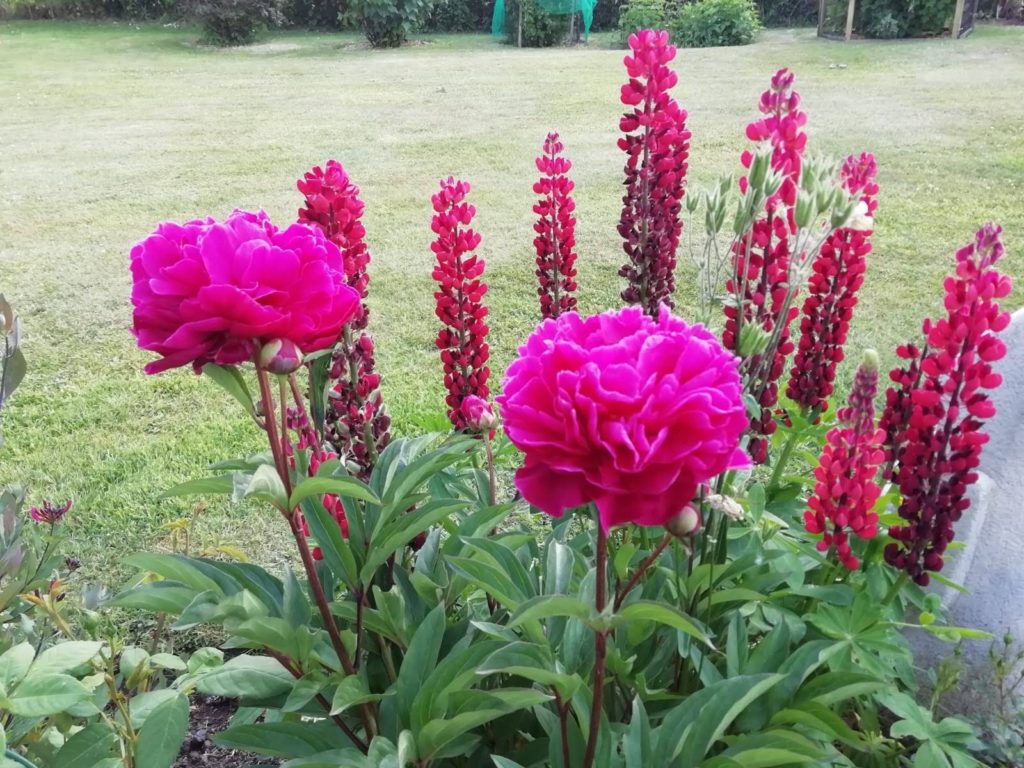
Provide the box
[359,0,433,45]
[188,0,283,44]
[505,0,566,45]
[283,0,344,27]
[670,0,760,46]
[422,0,489,32]
[756,0,814,26]
[617,0,666,41]
[590,0,620,29]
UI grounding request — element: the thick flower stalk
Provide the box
[617,29,691,315]
[498,306,749,532]
[883,225,1012,585]
[298,161,390,479]
[431,178,491,429]
[803,352,884,570]
[130,210,360,373]
[533,132,579,319]
[787,153,878,414]
[723,68,808,464]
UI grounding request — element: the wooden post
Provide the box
[952,0,966,38]
[817,0,826,35]
[844,0,856,40]
[517,0,523,47]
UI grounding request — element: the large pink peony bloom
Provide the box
[498,307,749,531]
[131,210,360,374]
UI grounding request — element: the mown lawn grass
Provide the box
[0,21,1021,585]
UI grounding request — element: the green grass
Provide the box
[0,21,1021,585]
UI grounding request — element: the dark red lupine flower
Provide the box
[804,352,884,570]
[431,177,491,429]
[297,161,390,479]
[787,153,878,415]
[724,68,808,464]
[617,29,691,315]
[883,225,1012,585]
[29,500,73,525]
[533,132,579,319]
[877,340,924,478]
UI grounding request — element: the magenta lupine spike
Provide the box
[883,225,1012,585]
[431,177,491,430]
[723,68,808,464]
[297,160,391,479]
[617,29,691,316]
[803,351,884,571]
[533,132,579,319]
[787,153,878,415]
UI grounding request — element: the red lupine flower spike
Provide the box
[431,177,491,429]
[787,153,878,415]
[883,224,1012,585]
[618,29,691,315]
[297,161,391,480]
[533,132,579,319]
[803,352,884,571]
[724,68,808,464]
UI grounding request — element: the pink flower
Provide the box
[131,210,360,374]
[431,178,491,429]
[29,499,73,525]
[787,153,878,414]
[460,395,498,433]
[883,225,1011,585]
[498,307,749,531]
[803,353,884,570]
[618,29,691,315]
[534,132,579,319]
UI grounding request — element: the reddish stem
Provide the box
[613,533,672,610]
[582,522,608,768]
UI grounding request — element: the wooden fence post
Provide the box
[817,0,826,35]
[952,0,966,38]
[844,0,856,40]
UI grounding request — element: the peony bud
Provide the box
[258,339,304,375]
[460,395,498,433]
[666,504,702,538]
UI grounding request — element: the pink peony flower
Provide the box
[498,307,749,531]
[131,210,360,374]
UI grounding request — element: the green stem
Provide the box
[768,424,802,493]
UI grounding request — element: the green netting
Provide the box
[492,0,596,39]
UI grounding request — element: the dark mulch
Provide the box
[174,696,280,768]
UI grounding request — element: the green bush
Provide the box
[421,0,482,31]
[851,0,954,37]
[756,0,814,26]
[671,0,760,47]
[188,0,283,44]
[591,0,620,29]
[284,0,344,27]
[358,0,433,46]
[506,0,566,45]
[617,0,666,41]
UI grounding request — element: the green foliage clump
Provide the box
[283,0,345,28]
[840,0,955,38]
[756,0,815,27]
[189,0,284,45]
[617,0,666,41]
[421,0,482,32]
[358,0,433,47]
[507,0,566,46]
[671,0,761,47]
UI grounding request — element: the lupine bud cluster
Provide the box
[533,132,579,319]
[431,178,491,429]
[297,161,390,479]
[787,153,878,415]
[803,352,884,570]
[617,29,691,315]
[883,225,1012,585]
[724,68,807,464]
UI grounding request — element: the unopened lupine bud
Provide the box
[258,339,303,375]
[666,504,702,538]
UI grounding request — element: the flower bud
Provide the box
[460,395,498,433]
[258,339,304,375]
[666,504,702,538]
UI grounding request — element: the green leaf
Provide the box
[508,594,593,628]
[149,653,187,672]
[290,475,379,509]
[613,601,711,647]
[124,553,229,594]
[283,567,312,627]
[300,495,359,590]
[159,474,236,500]
[492,759,527,768]
[282,674,324,713]
[623,697,653,768]
[129,689,181,729]
[417,690,551,759]
[195,655,294,699]
[242,464,289,509]
[214,720,357,757]
[0,643,35,689]
[136,693,189,768]
[448,555,525,610]
[545,540,574,595]
[330,675,388,716]
[396,604,445,728]
[231,617,313,662]
[361,499,467,583]
[54,723,118,768]
[8,673,91,716]
[477,642,581,700]
[201,363,255,415]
